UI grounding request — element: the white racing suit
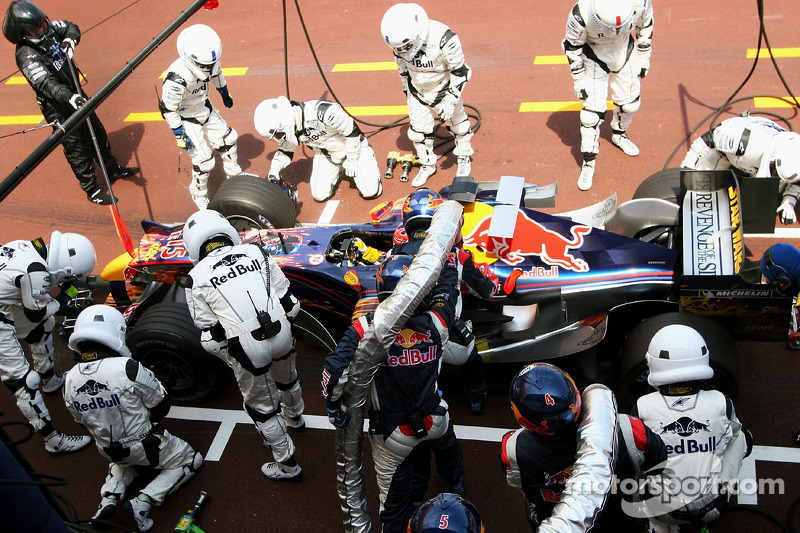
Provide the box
[269,100,382,202]
[64,355,202,505]
[186,243,302,463]
[681,115,800,223]
[563,0,654,162]
[161,58,241,210]
[635,388,747,530]
[0,239,60,435]
[394,20,473,168]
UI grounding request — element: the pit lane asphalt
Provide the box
[1,1,800,531]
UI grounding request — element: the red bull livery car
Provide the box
[97,172,792,407]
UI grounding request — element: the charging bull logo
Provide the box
[544,469,571,486]
[74,379,110,397]
[463,211,591,270]
[212,253,248,269]
[394,328,434,348]
[659,416,711,437]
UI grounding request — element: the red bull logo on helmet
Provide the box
[463,210,591,271]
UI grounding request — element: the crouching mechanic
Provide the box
[0,231,96,454]
[502,363,667,532]
[381,3,474,187]
[634,325,750,532]
[322,253,464,533]
[65,305,202,532]
[182,210,305,480]
[160,24,242,210]
[254,95,382,203]
[408,493,485,533]
[681,113,800,224]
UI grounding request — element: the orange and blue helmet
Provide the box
[408,493,484,533]
[402,188,443,233]
[510,363,581,437]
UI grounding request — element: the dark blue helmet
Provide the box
[408,493,484,533]
[509,363,581,437]
[402,188,443,233]
[761,243,800,296]
[376,254,413,301]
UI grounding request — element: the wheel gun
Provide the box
[399,154,419,182]
[175,491,209,533]
[385,151,401,179]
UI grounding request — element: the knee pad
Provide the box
[579,109,604,129]
[617,99,641,114]
[218,127,239,153]
[194,155,215,175]
[449,117,471,137]
[407,127,429,144]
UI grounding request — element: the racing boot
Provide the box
[109,166,140,183]
[124,495,153,532]
[456,156,472,177]
[577,160,595,191]
[412,165,437,188]
[44,431,92,455]
[261,459,303,481]
[92,496,119,525]
[611,133,640,157]
[41,372,65,394]
[87,188,118,206]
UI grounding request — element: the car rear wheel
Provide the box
[633,168,682,204]
[208,173,297,230]
[127,302,226,402]
[616,312,739,411]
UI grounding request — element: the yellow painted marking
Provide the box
[6,73,86,85]
[519,100,614,112]
[124,112,163,122]
[533,55,567,65]
[753,96,800,108]
[0,114,44,125]
[158,67,249,79]
[746,47,800,59]
[344,105,408,116]
[332,61,398,72]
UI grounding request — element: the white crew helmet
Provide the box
[47,231,96,286]
[177,24,222,79]
[254,96,297,145]
[774,133,800,184]
[380,3,429,61]
[68,304,131,359]
[182,209,240,264]
[591,0,635,37]
[645,324,714,387]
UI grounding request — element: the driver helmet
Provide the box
[380,3,429,61]
[177,24,222,79]
[509,363,582,437]
[591,0,635,37]
[47,231,96,287]
[408,493,485,533]
[376,253,413,301]
[182,209,240,264]
[2,0,47,44]
[760,243,800,296]
[402,188,443,234]
[254,96,298,147]
[773,133,800,184]
[68,304,131,360]
[645,325,714,387]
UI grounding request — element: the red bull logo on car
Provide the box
[462,208,591,271]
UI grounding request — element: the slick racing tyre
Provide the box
[208,173,297,231]
[617,312,739,411]
[633,168,682,204]
[127,302,226,402]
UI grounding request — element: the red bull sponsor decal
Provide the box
[544,469,572,486]
[394,328,434,348]
[463,208,590,270]
[387,345,438,367]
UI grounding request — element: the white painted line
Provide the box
[318,200,340,224]
[205,419,239,462]
[735,445,800,505]
[745,227,800,239]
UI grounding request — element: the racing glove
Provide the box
[54,282,82,317]
[572,76,589,101]
[343,156,359,177]
[172,125,195,150]
[778,195,798,224]
[503,268,523,296]
[217,85,234,108]
[326,397,350,428]
[637,45,651,78]
[61,37,76,59]
[69,94,87,110]
[437,94,458,122]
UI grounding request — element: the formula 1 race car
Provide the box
[96,171,792,407]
